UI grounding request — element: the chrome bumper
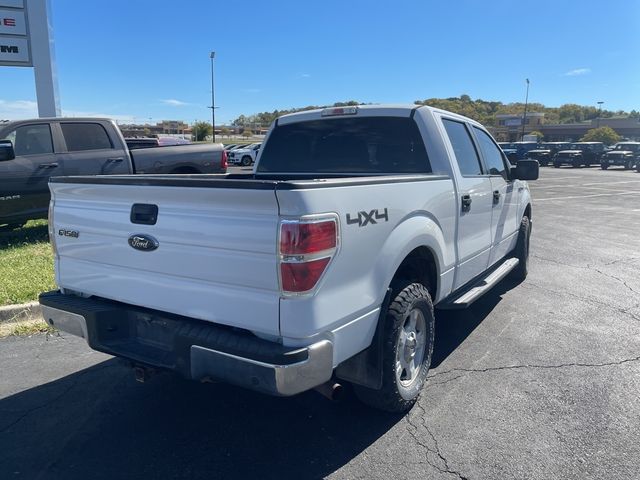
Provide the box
[40,294,334,397]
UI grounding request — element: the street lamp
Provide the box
[597,101,604,128]
[521,78,530,141]
[209,51,216,143]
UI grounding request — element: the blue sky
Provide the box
[1,0,639,124]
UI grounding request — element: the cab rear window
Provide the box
[257,117,431,174]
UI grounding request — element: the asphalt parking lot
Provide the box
[1,166,640,479]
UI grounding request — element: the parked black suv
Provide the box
[526,142,571,166]
[600,142,640,170]
[553,142,606,168]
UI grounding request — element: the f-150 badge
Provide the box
[346,208,389,227]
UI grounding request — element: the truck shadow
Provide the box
[0,282,513,479]
[0,358,401,479]
[432,278,519,368]
[0,219,49,250]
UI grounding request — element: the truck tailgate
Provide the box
[50,180,281,336]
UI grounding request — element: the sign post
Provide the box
[0,0,60,117]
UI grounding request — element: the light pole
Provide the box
[597,101,604,128]
[521,78,530,141]
[209,51,216,143]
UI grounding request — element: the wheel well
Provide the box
[392,246,437,299]
[524,203,532,220]
[170,166,200,174]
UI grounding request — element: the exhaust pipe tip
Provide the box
[314,382,344,402]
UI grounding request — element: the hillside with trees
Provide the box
[230,96,639,128]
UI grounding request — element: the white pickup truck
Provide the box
[39,105,538,412]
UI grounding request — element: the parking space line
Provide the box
[535,191,640,201]
[582,180,640,187]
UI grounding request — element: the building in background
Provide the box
[540,117,640,142]
[492,113,545,142]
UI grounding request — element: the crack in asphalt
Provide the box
[531,254,640,296]
[602,256,640,267]
[427,355,640,387]
[590,266,640,296]
[405,402,470,480]
[0,363,117,434]
[522,281,640,323]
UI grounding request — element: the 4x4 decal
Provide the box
[346,208,389,227]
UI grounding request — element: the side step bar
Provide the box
[439,258,520,310]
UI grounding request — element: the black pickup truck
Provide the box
[600,142,640,170]
[0,118,227,228]
[553,142,606,168]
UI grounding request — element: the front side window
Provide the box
[473,127,508,180]
[3,124,53,156]
[61,123,113,151]
[442,119,483,176]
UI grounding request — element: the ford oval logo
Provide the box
[128,234,159,252]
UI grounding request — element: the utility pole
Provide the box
[597,101,604,128]
[210,51,216,142]
[521,78,530,141]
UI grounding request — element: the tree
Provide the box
[580,126,621,145]
[220,126,230,138]
[242,128,253,138]
[529,130,544,141]
[192,121,212,142]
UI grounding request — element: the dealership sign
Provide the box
[0,0,31,66]
[0,0,60,117]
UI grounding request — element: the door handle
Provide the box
[107,157,124,163]
[461,194,472,211]
[38,162,59,169]
[493,190,501,203]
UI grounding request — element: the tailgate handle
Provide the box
[130,204,158,225]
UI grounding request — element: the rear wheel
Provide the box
[601,164,608,170]
[626,160,633,170]
[353,282,434,413]
[553,162,561,168]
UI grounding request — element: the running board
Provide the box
[439,258,520,310]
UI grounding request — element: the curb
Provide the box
[0,301,42,324]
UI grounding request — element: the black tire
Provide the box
[601,164,608,170]
[572,160,580,168]
[354,282,435,413]
[553,162,560,168]
[626,160,633,170]
[241,156,252,166]
[511,216,531,281]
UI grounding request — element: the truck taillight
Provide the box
[279,217,338,294]
[221,149,228,170]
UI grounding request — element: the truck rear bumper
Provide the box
[39,291,333,396]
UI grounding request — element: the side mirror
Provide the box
[0,140,15,161]
[511,159,539,181]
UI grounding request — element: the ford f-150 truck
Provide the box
[0,118,227,229]
[39,105,538,412]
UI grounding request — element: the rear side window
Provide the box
[442,119,483,176]
[473,127,508,179]
[4,124,53,156]
[61,123,113,151]
[257,117,431,174]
